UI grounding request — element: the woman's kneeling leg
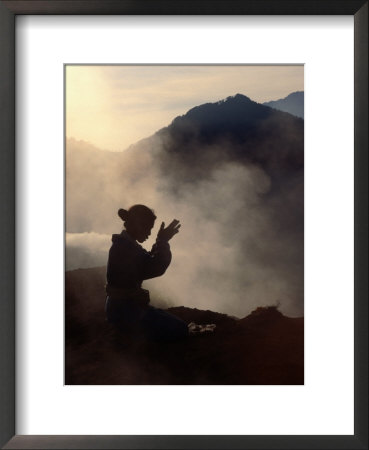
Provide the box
[141,307,188,342]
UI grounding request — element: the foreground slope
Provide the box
[66,267,304,385]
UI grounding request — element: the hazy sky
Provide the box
[66,65,303,152]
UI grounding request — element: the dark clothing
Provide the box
[107,231,172,289]
[105,231,188,342]
[105,298,188,342]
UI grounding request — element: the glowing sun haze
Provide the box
[66,65,304,151]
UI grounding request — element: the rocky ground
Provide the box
[66,267,304,385]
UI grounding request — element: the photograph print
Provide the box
[65,65,304,385]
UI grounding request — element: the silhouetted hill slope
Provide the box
[263,91,304,119]
[132,93,304,187]
[65,266,304,385]
[67,94,304,233]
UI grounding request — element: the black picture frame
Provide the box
[0,1,367,449]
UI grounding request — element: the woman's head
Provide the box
[118,205,156,243]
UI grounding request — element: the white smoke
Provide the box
[66,232,111,270]
[66,138,303,318]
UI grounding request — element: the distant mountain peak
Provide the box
[285,91,303,99]
[212,93,255,107]
[170,93,262,125]
[225,93,253,102]
[270,91,303,102]
[263,91,304,118]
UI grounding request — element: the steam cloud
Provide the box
[66,134,303,318]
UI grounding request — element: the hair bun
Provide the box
[118,208,128,221]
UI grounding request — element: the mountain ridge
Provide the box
[263,91,304,118]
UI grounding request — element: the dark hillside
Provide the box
[66,267,304,385]
[142,94,304,187]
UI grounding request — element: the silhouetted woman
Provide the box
[105,204,188,342]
